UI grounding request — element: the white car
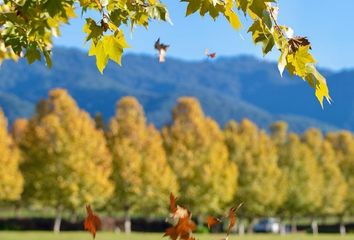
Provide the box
[253,218,280,233]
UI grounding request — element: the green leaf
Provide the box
[199,0,210,16]
[262,9,272,29]
[83,18,104,43]
[208,5,220,19]
[186,0,202,16]
[25,46,41,64]
[43,50,52,68]
[262,35,274,55]
[249,0,275,19]
[237,0,249,14]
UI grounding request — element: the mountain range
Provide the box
[0,47,353,133]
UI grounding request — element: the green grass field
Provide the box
[0,232,352,240]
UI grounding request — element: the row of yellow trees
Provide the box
[0,89,353,234]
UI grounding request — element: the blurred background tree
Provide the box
[0,109,23,203]
[326,132,354,235]
[107,97,177,233]
[224,119,285,234]
[277,133,323,233]
[163,97,237,221]
[18,89,113,232]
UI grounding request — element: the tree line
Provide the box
[0,88,353,234]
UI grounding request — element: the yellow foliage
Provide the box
[108,97,178,216]
[19,89,113,210]
[163,97,237,215]
[0,109,23,201]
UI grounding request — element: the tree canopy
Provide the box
[0,91,353,233]
[19,89,113,212]
[163,97,237,216]
[0,108,23,202]
[107,97,178,223]
[0,0,331,106]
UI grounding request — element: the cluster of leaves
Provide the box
[82,0,170,73]
[0,0,76,67]
[253,13,330,107]
[185,0,330,106]
[1,0,330,105]
[85,193,243,240]
[0,0,170,73]
[207,203,243,239]
[164,193,197,240]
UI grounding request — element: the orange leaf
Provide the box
[207,216,221,229]
[164,226,179,240]
[227,207,236,235]
[226,203,243,236]
[165,193,196,240]
[84,205,101,239]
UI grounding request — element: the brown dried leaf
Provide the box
[288,36,311,53]
[207,216,221,229]
[170,192,178,214]
[84,205,101,239]
[226,203,243,236]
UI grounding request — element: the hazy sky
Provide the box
[54,0,354,70]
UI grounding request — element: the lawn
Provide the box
[0,232,352,240]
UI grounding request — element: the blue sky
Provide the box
[54,0,354,71]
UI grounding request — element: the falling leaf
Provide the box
[84,205,101,239]
[207,216,221,229]
[226,207,236,235]
[164,193,196,240]
[226,203,243,236]
[205,49,216,59]
[154,38,169,63]
[164,216,196,240]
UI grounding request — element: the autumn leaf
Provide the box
[207,216,221,229]
[165,216,196,240]
[205,49,216,59]
[154,38,170,63]
[169,193,189,219]
[165,193,196,240]
[84,205,101,239]
[288,36,311,53]
[227,203,243,236]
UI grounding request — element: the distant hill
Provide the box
[0,47,353,132]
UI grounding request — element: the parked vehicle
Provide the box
[253,218,280,233]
